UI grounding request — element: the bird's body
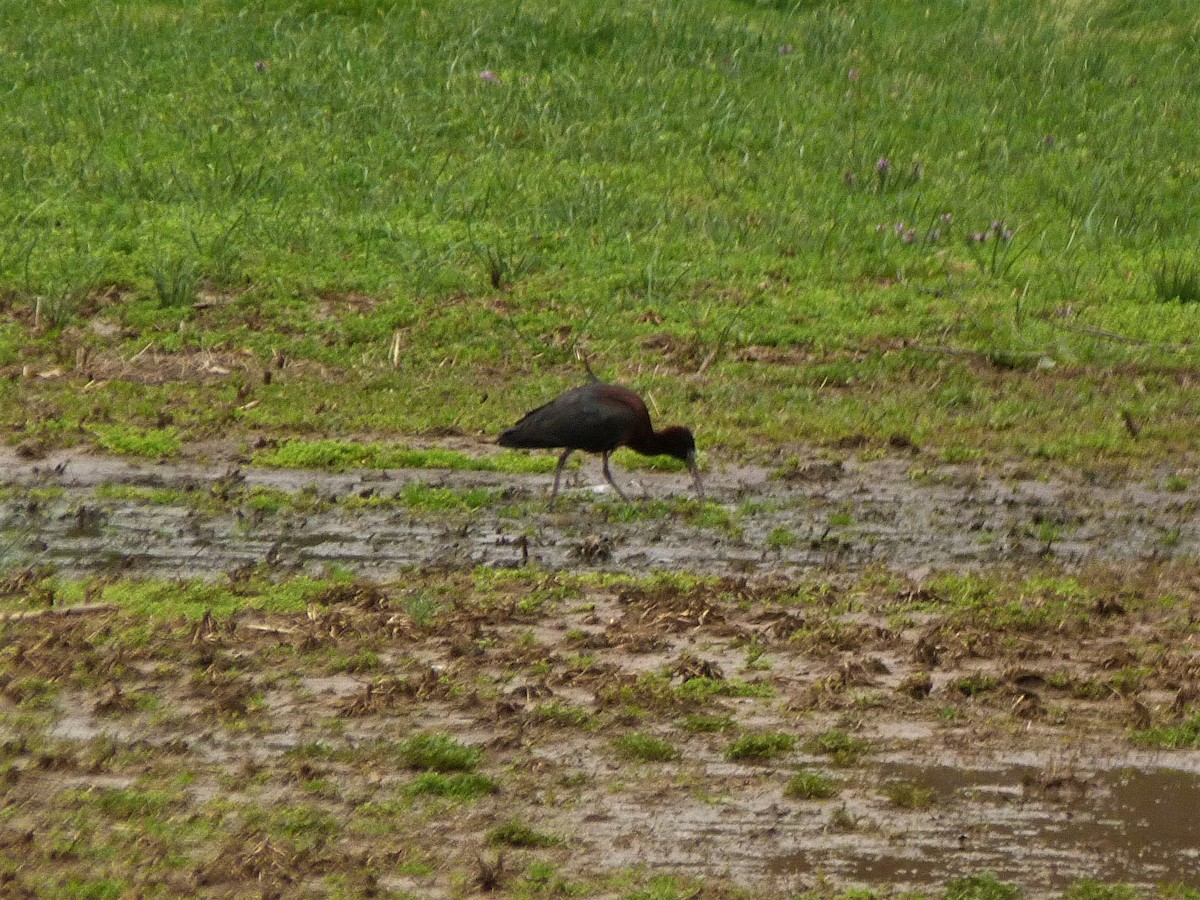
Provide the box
[499,380,703,506]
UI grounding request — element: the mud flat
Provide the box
[1,449,1198,896]
[2,449,1197,578]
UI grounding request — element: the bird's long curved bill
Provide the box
[686,450,705,501]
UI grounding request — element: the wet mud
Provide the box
[2,449,1197,578]
[2,449,1199,896]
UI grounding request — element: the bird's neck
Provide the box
[627,426,670,457]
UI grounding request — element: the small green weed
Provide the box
[883,780,936,808]
[623,874,708,899]
[521,860,578,895]
[1108,666,1151,695]
[766,526,798,550]
[954,674,999,697]
[1061,880,1138,900]
[1153,257,1200,304]
[329,650,382,674]
[396,733,482,772]
[4,676,59,710]
[674,677,774,701]
[828,509,855,528]
[93,788,174,820]
[254,440,555,474]
[530,703,593,728]
[803,729,871,766]
[941,445,983,463]
[271,804,341,847]
[488,820,564,848]
[725,731,795,762]
[94,484,186,505]
[406,772,496,800]
[397,483,501,513]
[402,592,440,627]
[62,880,125,900]
[944,872,1021,900]
[1131,711,1200,749]
[827,804,859,832]
[784,770,840,800]
[92,425,181,459]
[147,255,198,308]
[612,732,680,762]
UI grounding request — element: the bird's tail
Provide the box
[577,348,602,384]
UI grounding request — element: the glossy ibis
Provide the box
[499,377,704,506]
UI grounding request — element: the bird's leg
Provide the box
[601,452,630,502]
[549,449,573,509]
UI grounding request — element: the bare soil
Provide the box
[1,448,1198,897]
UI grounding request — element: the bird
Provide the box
[498,373,704,507]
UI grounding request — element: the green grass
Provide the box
[784,770,841,800]
[94,484,188,506]
[91,425,181,459]
[954,674,1000,697]
[611,732,681,763]
[530,703,594,728]
[254,440,556,474]
[1061,881,1138,900]
[396,733,483,773]
[1,0,1199,468]
[725,731,796,762]
[1131,711,1200,749]
[674,676,774,702]
[883,780,937,809]
[90,788,176,820]
[4,676,59,710]
[269,804,341,848]
[488,820,564,849]
[406,772,496,800]
[766,526,798,550]
[52,573,358,622]
[803,729,871,766]
[945,872,1022,900]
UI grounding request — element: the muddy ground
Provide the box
[2,448,1198,577]
[1,448,1198,898]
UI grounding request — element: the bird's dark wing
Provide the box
[499,385,637,453]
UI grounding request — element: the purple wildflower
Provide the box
[1003,228,1014,241]
[941,213,953,225]
[778,44,794,55]
[844,170,857,187]
[894,221,906,235]
[990,220,1003,233]
[902,228,916,244]
[254,60,269,72]
[480,69,499,83]
[876,157,891,175]
[848,68,860,82]
[970,232,988,243]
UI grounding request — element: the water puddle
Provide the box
[768,761,1200,891]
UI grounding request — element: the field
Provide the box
[1,0,1199,897]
